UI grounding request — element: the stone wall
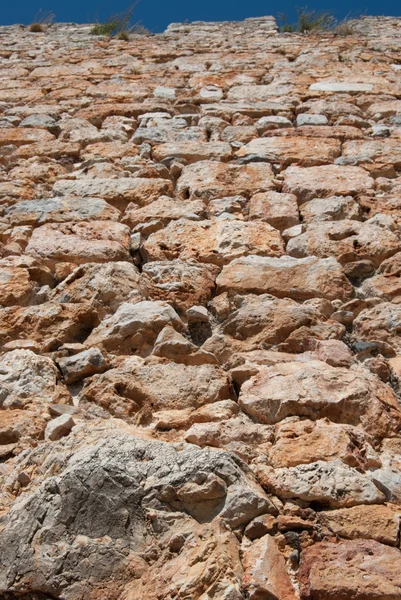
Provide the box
[1,15,401,600]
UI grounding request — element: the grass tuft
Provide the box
[333,17,356,36]
[29,22,45,33]
[91,20,120,36]
[116,30,130,41]
[90,3,149,38]
[278,7,357,36]
[29,9,55,33]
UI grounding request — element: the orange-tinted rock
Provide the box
[282,165,374,203]
[185,413,273,459]
[0,256,53,307]
[366,99,401,118]
[314,339,354,367]
[353,302,401,353]
[242,535,296,600]
[141,259,218,311]
[261,460,385,507]
[6,197,120,226]
[53,178,173,210]
[51,262,144,317]
[152,141,232,163]
[26,221,131,267]
[142,219,284,266]
[122,196,205,232]
[216,255,353,301]
[2,15,401,600]
[0,410,46,445]
[239,361,401,440]
[13,140,81,160]
[265,125,363,140]
[237,136,341,166]
[287,220,400,267]
[177,160,276,200]
[80,356,233,418]
[221,294,322,352]
[249,191,299,231]
[318,504,400,546]
[360,272,401,302]
[0,302,98,352]
[269,419,378,469]
[300,540,401,600]
[0,128,55,146]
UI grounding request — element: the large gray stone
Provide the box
[0,427,269,599]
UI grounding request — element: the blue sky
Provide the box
[3,0,401,32]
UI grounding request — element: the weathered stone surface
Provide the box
[122,196,205,230]
[0,409,46,445]
[282,165,374,203]
[187,305,209,323]
[2,14,401,599]
[0,127,55,146]
[177,160,276,200]
[26,221,131,267]
[57,348,109,384]
[343,139,401,169]
[297,113,328,126]
[236,136,341,166]
[45,413,75,440]
[300,195,361,222]
[221,125,257,143]
[6,196,121,225]
[152,325,218,365]
[153,141,232,163]
[220,294,321,350]
[53,177,173,210]
[310,82,374,92]
[141,259,218,311]
[287,220,400,267]
[249,191,299,231]
[19,113,59,132]
[84,301,184,355]
[360,272,401,302]
[269,419,378,469]
[0,256,53,307]
[319,504,400,546]
[0,302,98,352]
[299,539,401,600]
[367,467,401,503]
[0,349,69,408]
[228,84,293,101]
[133,125,206,145]
[242,535,296,600]
[239,361,401,439]
[142,219,284,265]
[261,460,385,507]
[81,357,233,418]
[216,255,353,301]
[185,414,273,459]
[315,338,354,367]
[51,262,143,317]
[353,302,401,352]
[0,425,269,599]
[267,124,363,140]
